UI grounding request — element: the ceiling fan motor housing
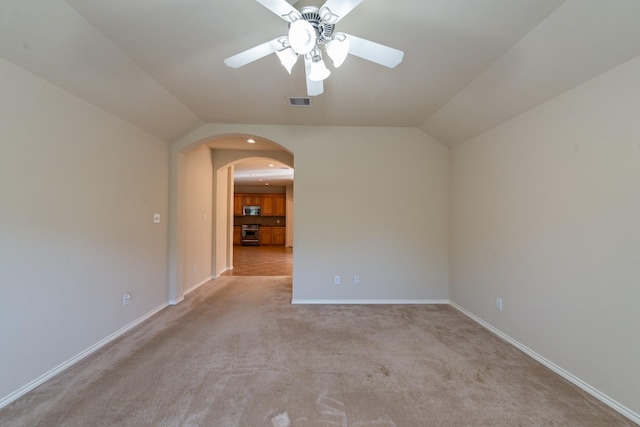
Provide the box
[290,6,335,44]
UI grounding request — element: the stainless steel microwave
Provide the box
[243,205,261,216]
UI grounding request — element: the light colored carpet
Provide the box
[0,276,633,426]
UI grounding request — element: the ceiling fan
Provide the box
[224,0,404,96]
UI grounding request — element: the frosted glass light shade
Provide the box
[309,59,331,81]
[288,20,316,55]
[326,35,350,68]
[276,47,298,74]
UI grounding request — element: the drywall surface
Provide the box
[0,58,169,401]
[173,125,450,302]
[450,55,640,416]
[183,145,213,291]
[214,167,230,277]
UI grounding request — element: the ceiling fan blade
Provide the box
[319,0,364,23]
[255,0,301,22]
[224,38,283,68]
[344,34,404,68]
[305,57,324,96]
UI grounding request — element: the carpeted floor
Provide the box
[0,276,633,426]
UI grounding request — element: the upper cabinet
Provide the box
[234,193,286,216]
[261,194,285,216]
[242,194,261,206]
[273,194,285,216]
[262,194,274,216]
[234,194,243,216]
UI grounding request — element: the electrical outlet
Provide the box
[334,275,341,285]
[496,297,503,311]
[354,275,360,284]
[123,292,131,307]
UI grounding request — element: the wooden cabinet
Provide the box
[235,193,286,217]
[258,227,285,245]
[262,195,274,216]
[234,194,243,216]
[272,227,285,245]
[233,226,241,245]
[260,227,273,245]
[242,194,261,206]
[273,194,285,216]
[259,194,285,216]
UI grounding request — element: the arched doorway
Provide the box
[225,156,293,276]
[169,133,293,304]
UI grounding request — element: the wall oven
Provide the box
[241,224,260,246]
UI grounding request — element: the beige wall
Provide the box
[173,125,450,303]
[0,58,170,401]
[183,145,213,292]
[450,55,640,416]
[214,167,230,277]
[286,183,294,248]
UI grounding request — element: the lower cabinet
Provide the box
[259,227,285,245]
[260,227,273,245]
[233,226,241,245]
[272,227,285,245]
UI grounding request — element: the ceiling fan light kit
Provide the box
[224,0,404,97]
[326,33,350,68]
[275,47,298,74]
[308,51,331,81]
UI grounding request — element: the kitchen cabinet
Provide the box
[234,195,243,216]
[233,226,241,245]
[260,194,285,216]
[242,194,261,206]
[272,227,285,245]
[235,193,286,216]
[273,194,285,216]
[262,195,274,216]
[260,227,273,245]
[259,227,285,245]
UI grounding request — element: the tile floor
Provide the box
[222,245,293,276]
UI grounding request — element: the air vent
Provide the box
[287,97,312,107]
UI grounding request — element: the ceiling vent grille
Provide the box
[287,97,312,107]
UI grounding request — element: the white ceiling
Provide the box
[1,0,640,146]
[233,157,294,187]
[205,136,294,186]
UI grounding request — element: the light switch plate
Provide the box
[153,213,160,224]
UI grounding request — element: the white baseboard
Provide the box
[0,301,169,410]
[215,267,231,278]
[291,298,450,305]
[184,276,213,296]
[169,296,184,305]
[450,302,640,425]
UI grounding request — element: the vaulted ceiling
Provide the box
[1,0,639,146]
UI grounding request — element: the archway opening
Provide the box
[226,156,293,276]
[172,133,294,303]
